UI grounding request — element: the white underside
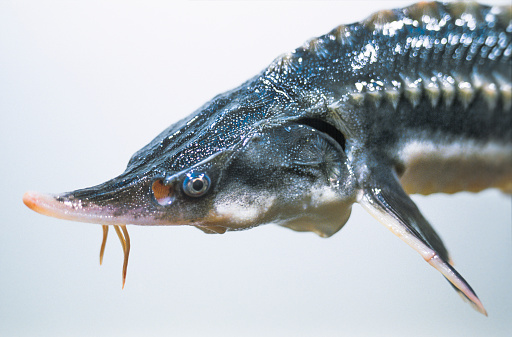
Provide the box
[212,184,350,237]
[398,138,512,195]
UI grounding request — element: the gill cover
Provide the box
[209,121,356,237]
[23,1,500,314]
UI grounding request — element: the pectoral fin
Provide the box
[358,172,487,315]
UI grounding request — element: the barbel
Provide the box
[23,1,511,315]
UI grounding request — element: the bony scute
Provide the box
[23,1,511,315]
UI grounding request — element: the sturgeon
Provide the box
[23,1,511,315]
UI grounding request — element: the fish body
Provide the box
[23,1,511,314]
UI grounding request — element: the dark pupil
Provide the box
[192,179,204,191]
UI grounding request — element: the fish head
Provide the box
[24,94,358,237]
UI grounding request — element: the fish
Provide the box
[22,1,511,315]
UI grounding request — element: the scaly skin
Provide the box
[23,1,511,314]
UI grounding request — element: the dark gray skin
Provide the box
[23,1,511,314]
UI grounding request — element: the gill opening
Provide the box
[295,117,346,151]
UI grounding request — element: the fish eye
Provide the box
[182,172,210,197]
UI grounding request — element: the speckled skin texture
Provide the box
[58,1,511,221]
[23,1,511,314]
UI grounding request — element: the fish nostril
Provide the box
[152,179,175,206]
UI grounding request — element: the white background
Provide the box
[1,1,511,336]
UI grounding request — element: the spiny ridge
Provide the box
[348,68,511,112]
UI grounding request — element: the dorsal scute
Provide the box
[342,1,512,112]
[404,1,443,23]
[445,1,484,26]
[266,52,297,76]
[300,36,331,58]
[345,67,511,113]
[330,24,355,46]
[362,9,399,32]
[261,2,511,114]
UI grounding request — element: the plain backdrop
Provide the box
[1,1,511,336]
